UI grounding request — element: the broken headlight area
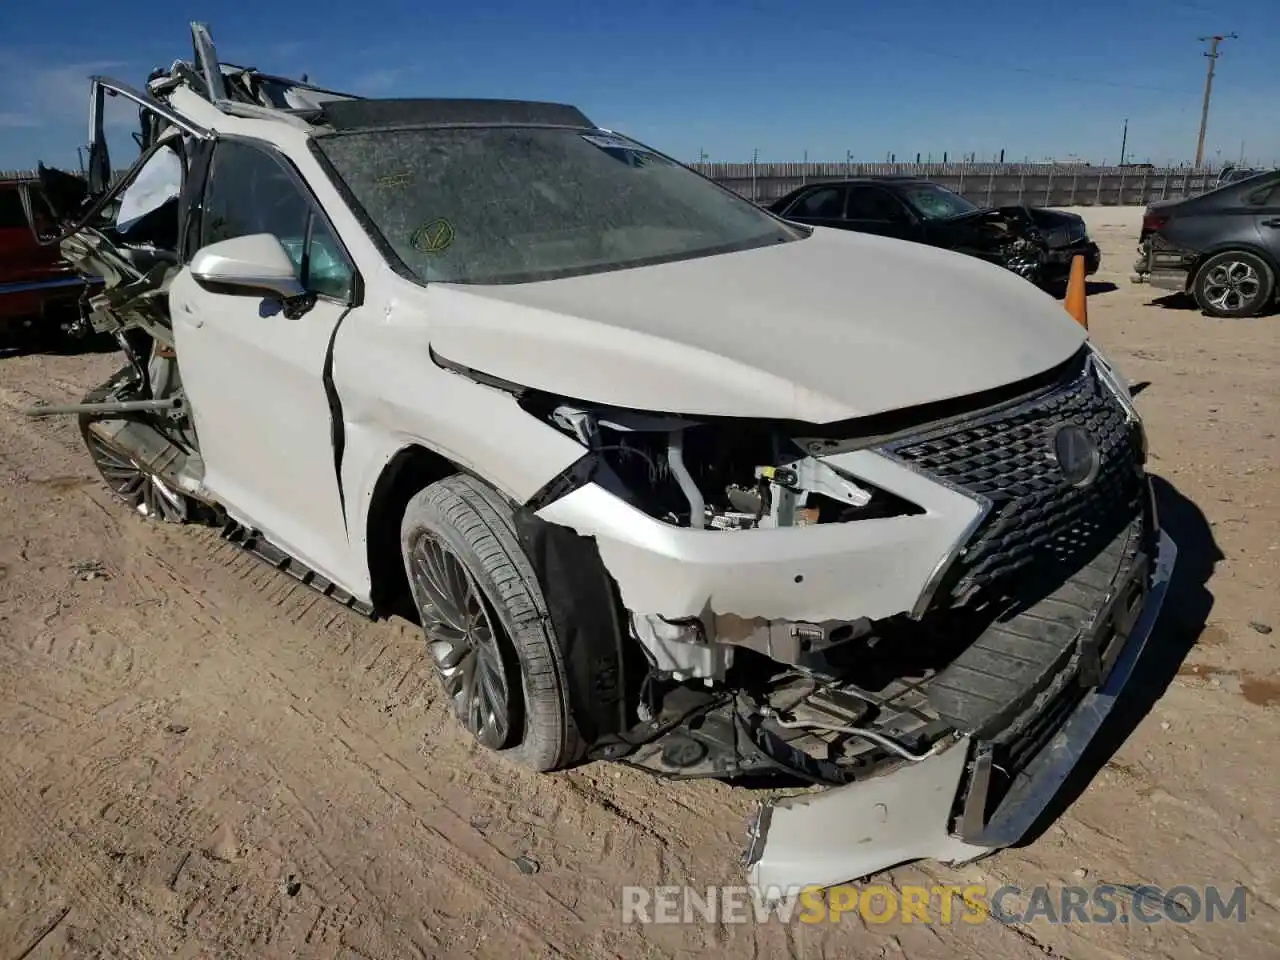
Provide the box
[523,398,922,530]
[947,208,1050,282]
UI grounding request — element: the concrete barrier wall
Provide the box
[3,162,1221,210]
[691,162,1221,208]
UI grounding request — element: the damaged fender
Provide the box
[333,301,590,601]
[533,447,983,622]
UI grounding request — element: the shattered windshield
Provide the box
[314,126,799,284]
[899,183,980,221]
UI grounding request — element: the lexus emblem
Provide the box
[1051,424,1100,487]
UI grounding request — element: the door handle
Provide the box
[1261,218,1280,228]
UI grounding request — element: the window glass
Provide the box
[791,187,845,219]
[846,186,907,222]
[27,188,58,239]
[201,141,353,299]
[899,183,979,221]
[315,126,799,285]
[303,223,355,299]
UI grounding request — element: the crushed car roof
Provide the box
[89,24,598,151]
[313,98,594,132]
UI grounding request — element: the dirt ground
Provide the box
[1,208,1278,959]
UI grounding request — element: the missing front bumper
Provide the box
[744,529,1177,891]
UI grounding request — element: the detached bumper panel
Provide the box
[963,528,1177,847]
[745,737,987,892]
[744,530,1176,892]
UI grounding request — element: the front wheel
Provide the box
[1192,251,1275,318]
[400,475,583,772]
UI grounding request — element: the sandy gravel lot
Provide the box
[1,208,1277,959]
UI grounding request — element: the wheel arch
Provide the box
[364,442,463,619]
[361,439,642,752]
[1191,242,1280,282]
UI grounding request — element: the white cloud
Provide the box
[0,52,139,166]
[0,53,130,127]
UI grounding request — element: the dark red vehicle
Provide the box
[0,177,93,343]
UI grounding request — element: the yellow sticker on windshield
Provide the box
[411,218,455,254]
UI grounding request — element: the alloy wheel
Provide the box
[85,429,189,522]
[409,533,513,749]
[1203,260,1261,313]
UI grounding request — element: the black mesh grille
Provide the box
[882,358,1143,606]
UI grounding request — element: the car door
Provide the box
[168,137,362,588]
[1251,181,1280,261]
[843,185,921,242]
[778,185,849,230]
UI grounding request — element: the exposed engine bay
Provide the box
[529,399,921,531]
[513,355,1154,815]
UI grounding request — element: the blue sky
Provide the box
[1,0,1276,171]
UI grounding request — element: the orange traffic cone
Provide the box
[1064,254,1088,329]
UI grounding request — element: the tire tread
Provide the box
[400,475,584,772]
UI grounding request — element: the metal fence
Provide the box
[690,162,1222,208]
[4,162,1223,209]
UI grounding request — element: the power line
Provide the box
[1194,33,1236,168]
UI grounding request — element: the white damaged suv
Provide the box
[32,24,1175,892]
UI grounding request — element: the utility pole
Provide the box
[1195,33,1236,168]
[1119,118,1128,166]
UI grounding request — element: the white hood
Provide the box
[414,226,1087,423]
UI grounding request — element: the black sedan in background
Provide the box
[1133,170,1280,318]
[766,178,1101,288]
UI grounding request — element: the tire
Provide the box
[1192,250,1275,318]
[399,474,583,772]
[78,365,200,523]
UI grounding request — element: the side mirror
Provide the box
[189,233,308,300]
